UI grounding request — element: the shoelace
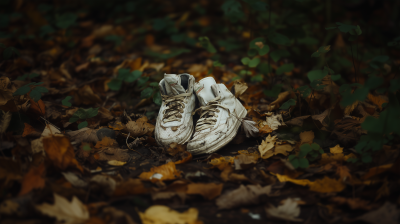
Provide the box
[192,96,230,132]
[161,92,191,123]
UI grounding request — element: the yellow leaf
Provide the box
[275,174,345,193]
[330,144,343,154]
[139,205,202,224]
[107,160,126,166]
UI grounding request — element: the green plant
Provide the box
[62,96,72,107]
[13,82,48,102]
[16,73,40,81]
[69,107,99,129]
[0,43,20,60]
[141,82,162,105]
[289,143,324,169]
[108,68,142,91]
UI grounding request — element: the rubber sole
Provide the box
[155,118,194,147]
[188,101,247,155]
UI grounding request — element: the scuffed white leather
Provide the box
[187,79,247,154]
[155,74,196,146]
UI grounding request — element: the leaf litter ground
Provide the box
[1,1,400,224]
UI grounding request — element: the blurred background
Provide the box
[0,0,399,117]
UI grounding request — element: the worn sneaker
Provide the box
[187,77,247,155]
[155,73,196,146]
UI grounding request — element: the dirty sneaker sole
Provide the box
[187,105,247,155]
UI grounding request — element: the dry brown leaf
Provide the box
[336,165,352,181]
[232,80,248,98]
[216,184,271,209]
[74,85,102,105]
[259,124,273,134]
[0,111,12,133]
[0,77,14,106]
[167,142,186,156]
[263,143,294,160]
[330,196,375,210]
[125,116,155,137]
[174,151,193,164]
[234,154,258,170]
[22,123,36,137]
[67,127,99,144]
[208,156,235,167]
[139,205,201,224]
[139,162,182,183]
[265,198,303,222]
[35,193,89,224]
[258,134,277,159]
[113,178,148,196]
[356,202,399,224]
[269,91,294,111]
[186,183,223,200]
[42,136,83,172]
[18,162,46,196]
[362,164,393,180]
[94,136,118,149]
[299,131,314,145]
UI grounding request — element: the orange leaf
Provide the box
[22,123,35,137]
[94,136,118,149]
[175,151,192,164]
[139,162,182,183]
[42,136,83,172]
[19,162,46,196]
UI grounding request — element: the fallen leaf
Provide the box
[167,142,186,156]
[209,156,235,167]
[42,136,83,172]
[234,154,257,170]
[19,162,46,196]
[125,116,155,137]
[94,136,118,148]
[275,174,345,193]
[90,175,116,196]
[35,193,89,224]
[113,178,148,196]
[22,123,36,137]
[139,162,182,183]
[367,93,388,110]
[0,111,12,133]
[186,183,223,200]
[258,124,273,134]
[330,144,343,153]
[356,202,399,224]
[265,198,303,222]
[216,184,271,209]
[264,114,285,130]
[330,196,375,210]
[336,165,352,181]
[362,164,393,180]
[74,85,102,105]
[242,119,259,137]
[258,134,277,159]
[262,143,294,159]
[62,172,88,188]
[139,205,201,224]
[232,80,248,98]
[175,151,193,164]
[107,160,126,166]
[299,131,314,145]
[67,127,99,144]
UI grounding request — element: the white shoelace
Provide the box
[162,92,191,123]
[193,96,230,132]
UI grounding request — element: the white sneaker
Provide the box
[187,77,247,155]
[155,73,196,146]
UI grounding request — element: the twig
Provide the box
[125,132,143,156]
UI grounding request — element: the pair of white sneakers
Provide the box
[154,73,247,155]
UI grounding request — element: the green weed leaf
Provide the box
[276,63,294,75]
[279,98,296,110]
[62,96,72,107]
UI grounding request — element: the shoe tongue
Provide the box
[194,77,217,105]
[164,74,186,95]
